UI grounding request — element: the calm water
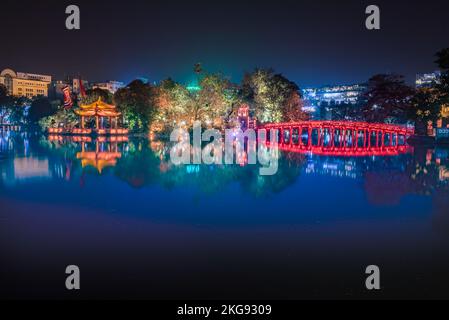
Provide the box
[1,132,449,299]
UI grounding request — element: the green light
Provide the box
[187,85,201,91]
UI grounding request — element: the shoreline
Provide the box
[407,135,449,146]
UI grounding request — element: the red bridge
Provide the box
[258,121,415,157]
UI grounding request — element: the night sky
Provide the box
[1,0,449,87]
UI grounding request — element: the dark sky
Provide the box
[1,0,448,87]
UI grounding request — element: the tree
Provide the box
[28,97,56,124]
[39,107,79,130]
[80,88,113,105]
[408,48,449,135]
[362,74,415,123]
[113,80,156,131]
[241,69,308,124]
[435,48,449,123]
[153,73,240,132]
[152,78,193,132]
[194,73,238,127]
[0,84,12,124]
[408,88,441,135]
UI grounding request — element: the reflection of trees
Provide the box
[36,135,449,203]
[363,146,449,205]
[362,154,414,205]
[114,141,162,188]
[240,152,305,197]
[407,147,441,196]
[364,170,413,205]
[111,139,306,197]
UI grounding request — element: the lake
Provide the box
[1,132,449,299]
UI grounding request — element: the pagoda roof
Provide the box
[77,151,122,173]
[75,97,121,117]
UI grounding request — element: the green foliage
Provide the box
[0,84,28,125]
[113,80,156,132]
[241,69,307,123]
[79,88,113,105]
[153,73,240,132]
[28,97,57,124]
[39,107,79,130]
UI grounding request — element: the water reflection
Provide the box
[0,132,449,203]
[2,132,449,299]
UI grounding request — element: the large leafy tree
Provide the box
[194,73,239,127]
[79,88,113,105]
[153,73,240,132]
[114,80,156,131]
[241,69,307,124]
[362,74,415,123]
[152,78,192,131]
[409,88,441,135]
[408,48,449,134]
[28,97,57,124]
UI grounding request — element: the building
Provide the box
[302,84,367,120]
[72,78,89,95]
[302,84,367,107]
[416,71,441,88]
[92,80,125,94]
[0,68,52,98]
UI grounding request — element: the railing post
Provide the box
[289,126,293,145]
[308,126,312,147]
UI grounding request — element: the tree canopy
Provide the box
[362,74,415,123]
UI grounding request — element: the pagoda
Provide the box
[74,97,128,135]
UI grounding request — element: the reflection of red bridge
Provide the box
[259,121,414,157]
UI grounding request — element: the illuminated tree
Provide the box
[408,88,441,135]
[39,106,79,129]
[407,48,449,134]
[152,78,192,132]
[241,69,307,123]
[194,73,239,127]
[153,73,239,132]
[0,84,27,125]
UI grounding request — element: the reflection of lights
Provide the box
[13,157,51,180]
[77,152,122,174]
[439,166,449,181]
[186,165,200,174]
[302,106,316,113]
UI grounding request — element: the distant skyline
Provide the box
[1,0,448,87]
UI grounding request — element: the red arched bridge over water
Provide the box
[258,121,415,157]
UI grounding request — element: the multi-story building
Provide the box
[92,80,125,94]
[416,71,441,88]
[302,84,367,106]
[0,68,52,98]
[302,84,367,120]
